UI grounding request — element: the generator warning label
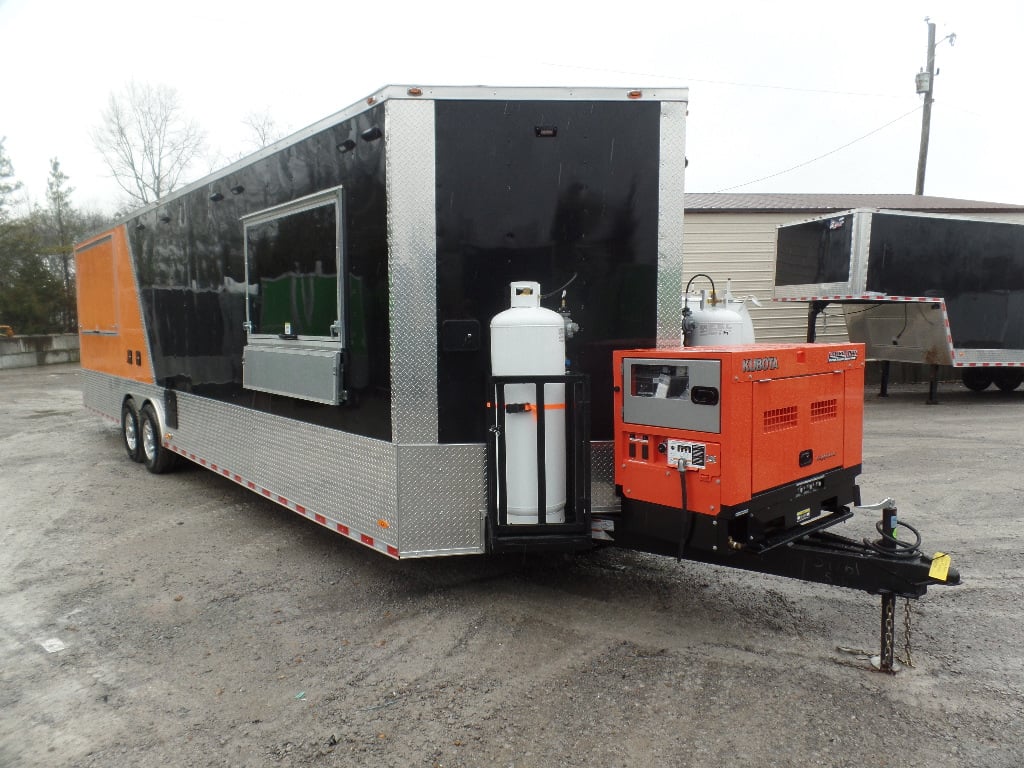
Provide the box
[929,552,952,582]
[667,440,706,469]
[827,349,859,362]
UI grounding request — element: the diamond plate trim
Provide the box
[82,372,626,556]
[397,444,486,556]
[169,391,399,546]
[82,369,121,419]
[82,369,163,420]
[851,210,872,294]
[83,371,490,557]
[590,441,620,513]
[657,100,688,347]
[386,99,439,444]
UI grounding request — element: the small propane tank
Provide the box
[723,279,758,345]
[491,281,567,524]
[682,289,745,346]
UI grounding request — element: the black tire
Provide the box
[993,369,1024,392]
[120,399,143,463]
[961,369,993,392]
[139,403,176,474]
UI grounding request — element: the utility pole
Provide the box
[915,18,955,195]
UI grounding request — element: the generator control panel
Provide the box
[622,358,721,433]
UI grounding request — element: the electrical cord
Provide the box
[677,463,694,561]
[864,518,922,559]
[892,303,909,344]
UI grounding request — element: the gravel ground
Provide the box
[1,363,1022,767]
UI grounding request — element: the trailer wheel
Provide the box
[961,369,993,392]
[993,369,1024,392]
[120,400,143,463]
[139,403,175,474]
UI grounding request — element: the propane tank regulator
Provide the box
[558,290,580,340]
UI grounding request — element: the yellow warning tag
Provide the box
[929,552,951,582]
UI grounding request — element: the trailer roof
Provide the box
[684,192,1024,214]
[106,85,688,228]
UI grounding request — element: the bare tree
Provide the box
[242,109,285,150]
[92,81,206,206]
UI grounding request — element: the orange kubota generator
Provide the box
[612,343,865,557]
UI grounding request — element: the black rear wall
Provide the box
[434,100,662,442]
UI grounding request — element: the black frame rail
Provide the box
[487,374,592,553]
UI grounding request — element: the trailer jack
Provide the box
[853,498,955,673]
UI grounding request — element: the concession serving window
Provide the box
[240,186,347,404]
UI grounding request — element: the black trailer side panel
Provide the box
[434,100,662,443]
[127,105,392,440]
[774,213,854,287]
[866,213,1024,349]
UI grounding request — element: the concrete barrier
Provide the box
[0,334,81,370]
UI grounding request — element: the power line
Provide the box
[684,75,905,99]
[714,104,924,192]
[546,62,907,99]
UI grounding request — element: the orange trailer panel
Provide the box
[75,226,154,384]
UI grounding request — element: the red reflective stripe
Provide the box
[157,455,402,557]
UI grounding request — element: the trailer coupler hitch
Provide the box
[856,498,956,673]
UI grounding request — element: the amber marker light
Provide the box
[407,87,423,96]
[377,519,390,529]
[627,90,643,99]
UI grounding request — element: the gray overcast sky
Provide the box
[0,0,1018,213]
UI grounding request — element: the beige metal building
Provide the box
[683,193,1024,344]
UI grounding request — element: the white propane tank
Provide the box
[724,279,758,345]
[491,281,566,524]
[682,289,745,346]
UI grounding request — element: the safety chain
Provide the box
[836,598,916,671]
[898,597,915,668]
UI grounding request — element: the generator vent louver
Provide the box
[763,405,798,433]
[811,398,838,422]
